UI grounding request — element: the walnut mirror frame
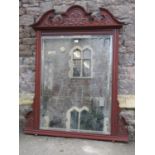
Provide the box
[24,5,128,142]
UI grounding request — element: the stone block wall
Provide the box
[19,0,135,141]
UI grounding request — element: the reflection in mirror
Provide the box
[73,60,81,77]
[83,60,91,77]
[40,35,113,135]
[104,38,110,48]
[73,49,81,59]
[70,110,79,129]
[83,48,91,59]
[80,110,90,130]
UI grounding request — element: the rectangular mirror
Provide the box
[40,35,113,135]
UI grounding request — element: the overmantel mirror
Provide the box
[24,5,128,142]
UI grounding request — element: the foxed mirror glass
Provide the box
[40,35,113,134]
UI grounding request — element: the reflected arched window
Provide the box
[70,110,79,129]
[72,47,92,78]
[66,106,89,130]
[80,110,90,130]
[82,48,91,77]
[73,48,81,77]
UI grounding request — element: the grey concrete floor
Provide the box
[19,133,134,155]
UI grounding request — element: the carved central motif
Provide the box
[64,9,88,25]
[69,9,84,18]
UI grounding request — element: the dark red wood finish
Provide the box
[33,31,41,129]
[24,5,128,142]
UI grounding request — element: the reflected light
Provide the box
[48,51,56,55]
[73,51,81,58]
[60,47,65,52]
[74,39,79,43]
[84,61,90,68]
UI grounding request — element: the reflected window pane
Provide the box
[73,49,81,59]
[70,110,79,129]
[73,60,81,77]
[82,60,91,77]
[83,48,91,59]
[80,110,90,130]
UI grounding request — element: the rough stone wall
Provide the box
[19,0,135,140]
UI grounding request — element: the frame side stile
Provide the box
[111,29,119,135]
[33,31,41,129]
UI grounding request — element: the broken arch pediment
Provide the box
[32,5,123,30]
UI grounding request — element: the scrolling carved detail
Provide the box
[32,5,123,29]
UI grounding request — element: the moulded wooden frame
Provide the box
[24,5,128,142]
